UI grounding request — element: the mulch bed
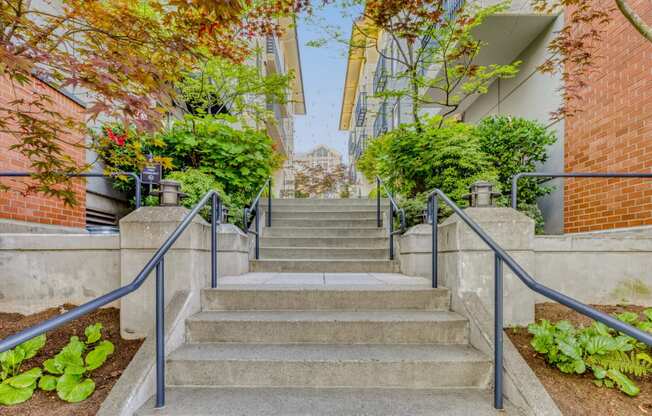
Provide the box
[508,302,652,416]
[0,304,143,416]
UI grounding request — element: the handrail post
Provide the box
[155,258,165,408]
[267,179,272,227]
[389,196,394,260]
[255,201,260,260]
[511,174,520,209]
[211,193,218,289]
[431,195,438,288]
[494,254,504,410]
[135,175,142,209]
[376,177,381,227]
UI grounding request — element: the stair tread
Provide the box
[170,343,488,363]
[203,286,444,292]
[189,310,467,323]
[136,387,522,415]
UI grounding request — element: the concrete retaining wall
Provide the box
[0,233,121,314]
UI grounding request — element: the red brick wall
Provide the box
[0,77,87,228]
[564,0,652,233]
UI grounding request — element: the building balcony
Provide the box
[373,56,388,94]
[355,92,368,127]
[266,36,285,75]
[373,102,388,138]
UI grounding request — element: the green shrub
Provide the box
[528,311,652,397]
[166,169,234,222]
[359,115,498,218]
[477,115,557,231]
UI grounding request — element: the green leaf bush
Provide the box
[0,323,114,406]
[528,311,652,397]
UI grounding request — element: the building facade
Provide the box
[340,0,652,234]
[295,145,343,172]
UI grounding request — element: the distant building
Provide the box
[294,145,343,172]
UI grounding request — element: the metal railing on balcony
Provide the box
[265,36,284,74]
[373,56,388,94]
[355,91,368,127]
[373,101,388,137]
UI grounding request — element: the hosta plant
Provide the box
[40,323,114,403]
[528,310,652,397]
[0,335,46,405]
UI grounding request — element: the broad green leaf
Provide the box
[61,336,85,357]
[38,375,57,391]
[43,358,64,375]
[4,367,42,388]
[615,312,639,325]
[593,366,607,379]
[637,352,652,365]
[531,334,553,354]
[606,369,640,397]
[0,349,25,376]
[586,335,616,355]
[56,374,95,403]
[573,359,586,374]
[54,350,84,374]
[592,321,611,336]
[554,320,574,334]
[16,335,46,360]
[85,341,115,371]
[557,338,582,361]
[0,382,35,405]
[84,323,103,344]
[611,336,635,352]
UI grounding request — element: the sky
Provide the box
[293,6,355,163]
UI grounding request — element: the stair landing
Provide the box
[218,272,430,287]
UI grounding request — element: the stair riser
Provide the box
[250,260,400,273]
[272,211,379,220]
[186,320,469,344]
[201,289,450,311]
[166,360,491,389]
[260,248,388,260]
[263,228,387,238]
[260,237,388,248]
[273,219,380,228]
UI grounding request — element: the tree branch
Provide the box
[615,0,652,42]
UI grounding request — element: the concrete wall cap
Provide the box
[0,233,119,250]
[441,207,534,226]
[217,223,247,237]
[120,206,209,226]
[403,224,432,235]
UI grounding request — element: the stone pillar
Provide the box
[439,208,536,326]
[118,207,251,339]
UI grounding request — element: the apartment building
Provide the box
[0,8,305,231]
[340,0,652,234]
[295,145,343,172]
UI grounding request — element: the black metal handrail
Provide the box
[511,171,652,209]
[243,177,272,259]
[426,188,652,410]
[0,189,223,408]
[0,171,142,209]
[375,176,406,260]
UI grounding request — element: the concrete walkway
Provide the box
[219,272,430,287]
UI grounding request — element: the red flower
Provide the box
[107,129,127,146]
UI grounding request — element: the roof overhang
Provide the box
[338,17,378,131]
[280,18,307,115]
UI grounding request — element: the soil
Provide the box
[508,302,652,416]
[0,304,143,416]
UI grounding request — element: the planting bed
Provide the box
[508,303,652,416]
[0,304,143,416]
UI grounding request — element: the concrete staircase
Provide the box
[250,199,400,273]
[136,286,521,415]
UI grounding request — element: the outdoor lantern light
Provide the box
[156,180,186,206]
[466,181,500,208]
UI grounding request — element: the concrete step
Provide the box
[166,343,491,389]
[272,210,378,220]
[273,219,380,228]
[185,310,469,344]
[263,227,387,238]
[266,206,387,213]
[136,387,523,415]
[260,236,388,248]
[201,287,450,311]
[264,198,388,206]
[259,247,388,260]
[250,259,399,273]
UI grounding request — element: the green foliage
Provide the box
[528,310,652,397]
[476,115,557,232]
[158,114,282,216]
[0,322,115,407]
[359,116,497,217]
[166,169,233,222]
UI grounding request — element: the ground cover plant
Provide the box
[0,323,114,406]
[527,310,652,397]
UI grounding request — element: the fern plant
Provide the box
[528,309,652,397]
